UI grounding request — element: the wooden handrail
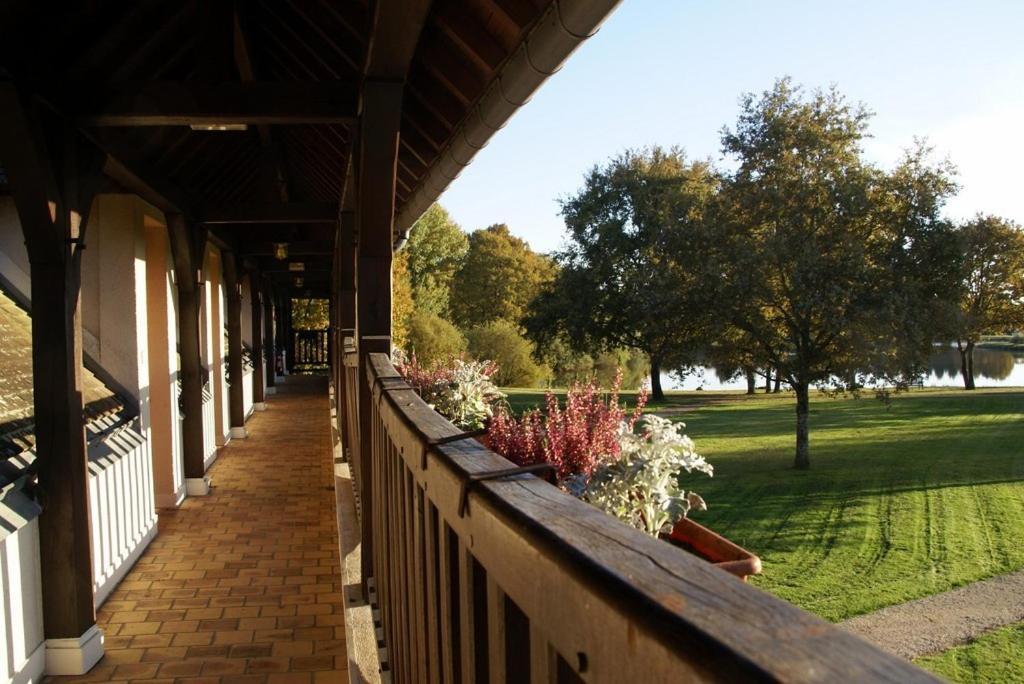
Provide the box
[352,352,935,683]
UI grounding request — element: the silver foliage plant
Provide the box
[578,415,713,537]
[430,359,505,431]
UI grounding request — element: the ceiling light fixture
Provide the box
[189,123,248,131]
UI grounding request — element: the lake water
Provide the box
[662,346,1024,392]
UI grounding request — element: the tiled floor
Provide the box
[52,376,347,683]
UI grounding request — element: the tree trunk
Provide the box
[764,370,771,393]
[794,383,810,470]
[773,374,782,393]
[650,356,664,401]
[744,367,756,395]
[959,341,976,390]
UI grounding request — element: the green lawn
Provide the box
[916,622,1024,682]
[501,387,1024,622]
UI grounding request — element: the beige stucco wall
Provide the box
[144,215,185,509]
[81,195,152,405]
[0,197,32,298]
[202,246,230,447]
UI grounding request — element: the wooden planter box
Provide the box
[666,517,762,582]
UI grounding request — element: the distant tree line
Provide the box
[524,78,1024,469]
[393,205,648,390]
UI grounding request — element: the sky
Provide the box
[437,0,1024,254]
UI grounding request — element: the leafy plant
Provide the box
[580,415,712,536]
[394,351,504,431]
[486,370,647,480]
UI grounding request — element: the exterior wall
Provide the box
[202,247,230,449]
[144,216,185,509]
[0,198,31,299]
[241,275,253,347]
[0,517,45,684]
[80,196,159,604]
[243,370,254,418]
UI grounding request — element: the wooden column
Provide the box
[167,215,211,490]
[283,293,293,374]
[0,85,105,670]
[337,209,357,458]
[222,250,246,436]
[263,280,277,391]
[356,81,403,581]
[249,270,266,408]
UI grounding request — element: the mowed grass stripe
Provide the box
[502,387,1024,622]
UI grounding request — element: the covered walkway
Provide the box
[52,377,346,684]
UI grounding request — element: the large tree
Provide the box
[450,224,555,329]
[944,215,1024,389]
[524,147,720,400]
[713,79,957,469]
[404,204,469,318]
[391,250,415,350]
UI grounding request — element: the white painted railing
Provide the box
[86,417,158,606]
[0,504,45,684]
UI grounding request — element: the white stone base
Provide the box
[230,427,248,439]
[45,624,104,676]
[254,402,267,412]
[265,387,277,395]
[185,477,211,496]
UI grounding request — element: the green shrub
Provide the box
[466,320,546,387]
[405,312,466,367]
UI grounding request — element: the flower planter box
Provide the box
[665,518,762,582]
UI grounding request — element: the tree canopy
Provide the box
[403,204,469,318]
[942,215,1024,388]
[450,224,555,329]
[711,78,959,468]
[524,146,721,400]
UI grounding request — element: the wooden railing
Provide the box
[293,329,329,368]
[345,351,934,683]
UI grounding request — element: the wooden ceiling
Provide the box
[0,0,551,292]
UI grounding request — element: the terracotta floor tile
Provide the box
[51,378,348,683]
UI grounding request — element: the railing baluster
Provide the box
[440,524,460,684]
[425,502,442,683]
[457,540,478,683]
[413,484,429,683]
[529,628,557,684]
[486,576,507,684]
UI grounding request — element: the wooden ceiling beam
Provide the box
[199,202,338,224]
[74,81,358,127]
[364,0,433,80]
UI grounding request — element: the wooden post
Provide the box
[283,293,293,374]
[337,209,357,458]
[0,84,106,673]
[356,81,403,582]
[167,215,212,493]
[222,250,247,437]
[249,270,266,409]
[263,279,277,392]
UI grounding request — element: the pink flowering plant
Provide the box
[486,370,647,482]
[486,370,713,537]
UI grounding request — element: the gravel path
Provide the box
[840,569,1024,660]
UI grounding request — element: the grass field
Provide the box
[501,386,1024,622]
[915,622,1024,682]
